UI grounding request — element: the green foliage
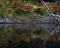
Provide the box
[34,6,49,16]
[0,10,3,16]
[15,8,30,16]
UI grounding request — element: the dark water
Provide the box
[0,23,60,48]
[0,24,48,42]
[0,15,60,48]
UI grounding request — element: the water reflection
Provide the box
[0,24,47,42]
[0,23,60,46]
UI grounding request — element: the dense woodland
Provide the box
[0,0,60,18]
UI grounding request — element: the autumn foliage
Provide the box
[52,2,60,14]
[45,1,60,14]
[8,0,37,12]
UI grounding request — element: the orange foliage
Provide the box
[52,2,59,10]
[8,0,35,12]
[46,2,50,6]
[19,5,34,12]
[49,1,60,14]
[9,0,19,8]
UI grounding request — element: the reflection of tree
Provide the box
[50,33,60,42]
